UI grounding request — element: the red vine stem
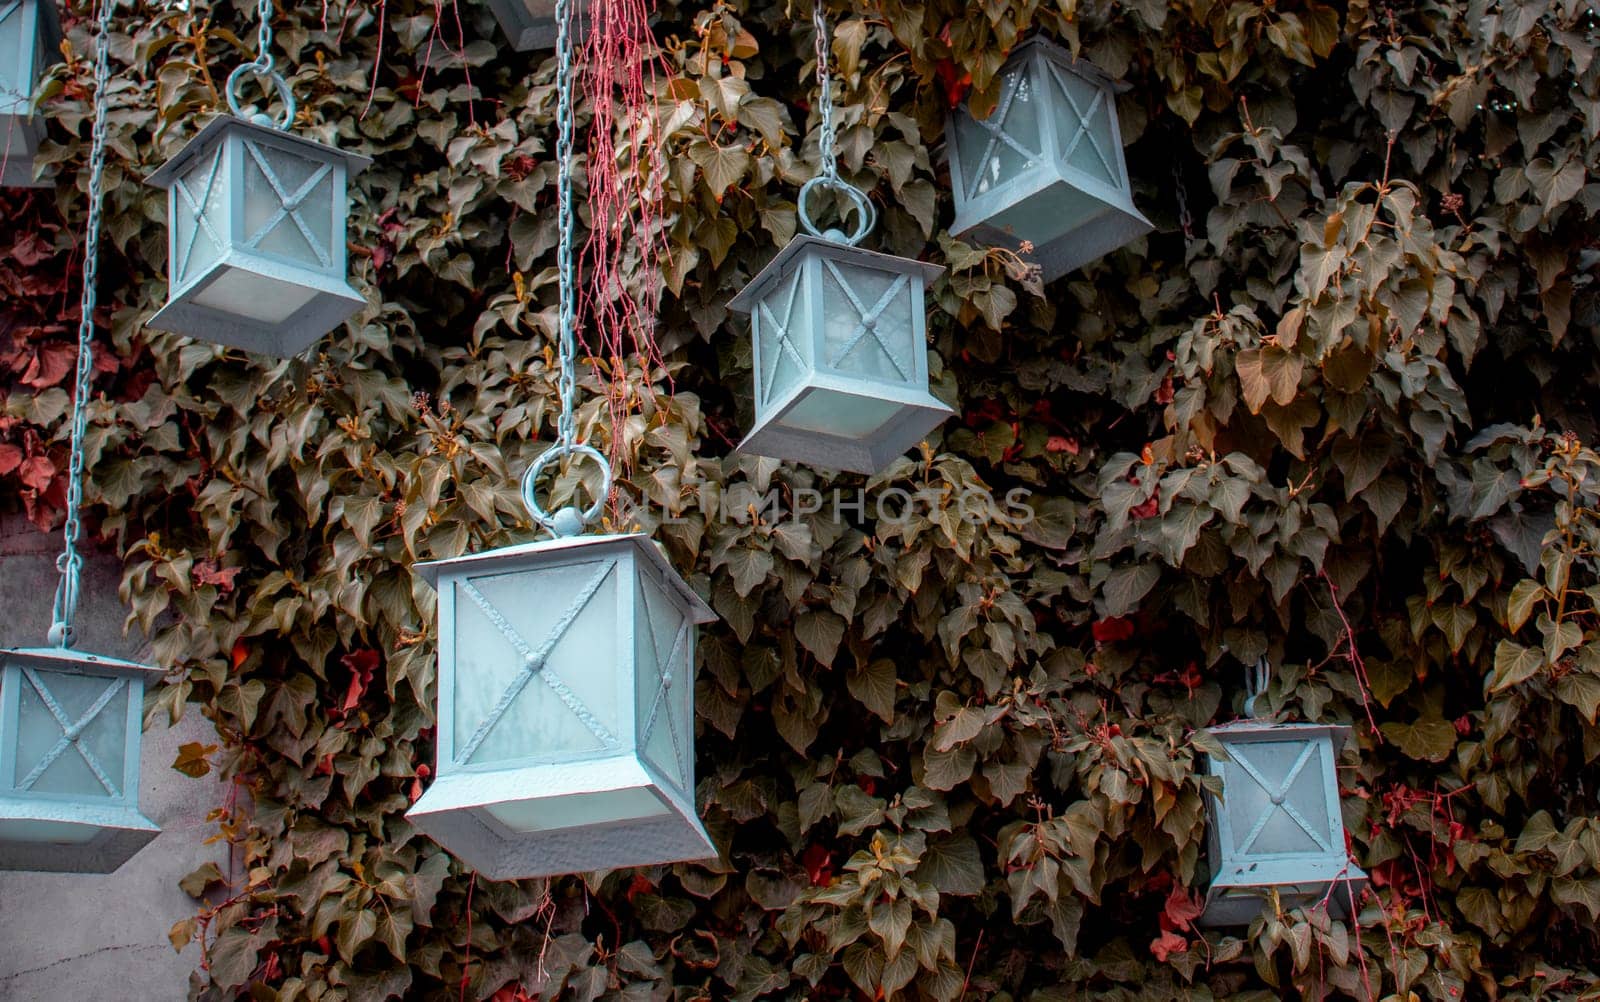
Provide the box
[1319,568,1382,742]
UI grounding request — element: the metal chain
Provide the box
[554,0,576,450]
[1244,656,1271,718]
[1173,161,1195,242]
[252,0,274,76]
[49,0,116,649]
[518,0,612,538]
[811,0,836,185]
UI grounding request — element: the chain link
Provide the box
[50,0,116,648]
[811,1,836,185]
[1172,161,1195,242]
[226,0,295,129]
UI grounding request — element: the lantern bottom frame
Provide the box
[0,115,47,188]
[952,174,1152,283]
[406,755,715,880]
[1200,856,1368,927]
[737,376,955,475]
[147,251,367,358]
[0,795,160,873]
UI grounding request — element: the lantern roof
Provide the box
[146,114,372,190]
[1206,717,1353,752]
[728,235,945,316]
[1001,34,1128,93]
[414,532,716,625]
[1,645,163,678]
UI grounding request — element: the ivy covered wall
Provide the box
[3,0,1600,998]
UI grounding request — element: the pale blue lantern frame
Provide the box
[728,234,954,475]
[946,35,1152,281]
[0,0,61,188]
[0,646,163,873]
[407,532,718,879]
[1200,719,1369,926]
[145,115,372,357]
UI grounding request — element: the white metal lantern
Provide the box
[728,232,953,475]
[1200,719,1369,926]
[946,36,1152,281]
[407,532,718,879]
[145,115,371,357]
[0,646,162,873]
[485,0,586,50]
[0,0,61,188]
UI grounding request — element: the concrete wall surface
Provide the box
[0,514,228,1001]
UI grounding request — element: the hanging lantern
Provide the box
[0,647,163,873]
[946,36,1151,281]
[406,525,718,879]
[1199,717,1369,926]
[728,226,952,475]
[0,0,62,188]
[484,0,586,50]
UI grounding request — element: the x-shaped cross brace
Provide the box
[454,560,618,764]
[821,259,911,380]
[242,140,334,267]
[636,584,691,781]
[964,68,1043,200]
[173,144,226,282]
[16,668,125,796]
[1045,63,1118,182]
[757,271,808,405]
[1230,741,1332,854]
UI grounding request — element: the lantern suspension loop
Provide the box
[49,0,116,649]
[517,0,611,539]
[799,1,874,245]
[1244,656,1271,718]
[225,0,295,131]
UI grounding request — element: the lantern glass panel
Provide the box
[1222,738,1331,855]
[818,260,918,385]
[15,671,130,798]
[240,138,337,266]
[1,0,32,113]
[953,64,1043,201]
[451,560,622,766]
[635,570,692,791]
[171,144,228,286]
[757,269,809,406]
[1045,62,1119,186]
[486,788,670,833]
[785,392,902,438]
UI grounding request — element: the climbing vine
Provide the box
[2,0,1599,998]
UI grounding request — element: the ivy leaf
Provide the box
[1489,640,1546,692]
[1101,562,1161,617]
[915,834,985,896]
[688,140,751,198]
[796,609,846,667]
[374,908,413,963]
[847,658,897,723]
[336,908,378,964]
[1379,717,1457,762]
[1507,579,1547,632]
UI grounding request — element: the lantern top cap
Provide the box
[1206,717,1354,751]
[2,645,164,678]
[1002,34,1129,94]
[146,114,374,190]
[728,234,945,315]
[414,532,717,625]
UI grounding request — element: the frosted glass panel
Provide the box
[819,262,914,383]
[452,560,620,765]
[757,269,809,405]
[482,787,670,833]
[0,2,32,114]
[957,65,1042,199]
[189,266,320,324]
[782,388,899,438]
[15,672,127,798]
[173,145,227,283]
[1048,64,1118,187]
[241,140,335,266]
[636,572,687,788]
[1225,739,1331,855]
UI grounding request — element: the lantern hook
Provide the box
[225,0,295,132]
[1244,656,1271,718]
[226,63,297,131]
[800,1,876,246]
[521,442,612,538]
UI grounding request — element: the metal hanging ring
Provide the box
[520,442,612,537]
[226,64,296,131]
[797,175,875,245]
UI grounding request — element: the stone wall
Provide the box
[0,514,226,1001]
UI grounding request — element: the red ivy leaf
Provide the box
[1161,884,1205,933]
[1150,929,1188,962]
[1092,617,1135,644]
